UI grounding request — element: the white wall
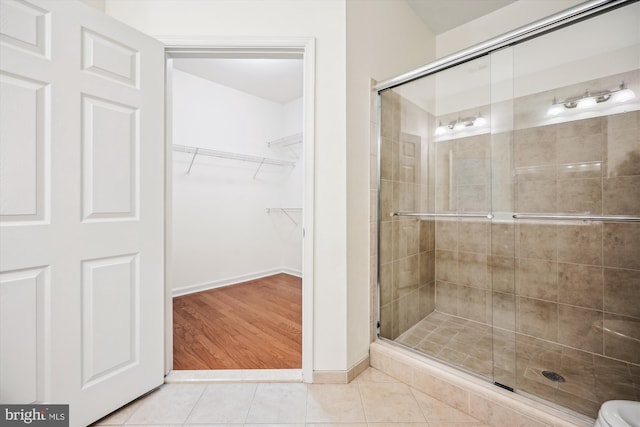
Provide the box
[436,0,584,57]
[171,68,302,295]
[345,0,435,367]
[105,0,348,372]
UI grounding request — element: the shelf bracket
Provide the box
[253,158,265,179]
[187,148,199,174]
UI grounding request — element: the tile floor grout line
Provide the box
[180,383,208,426]
[243,382,260,424]
[355,377,369,425]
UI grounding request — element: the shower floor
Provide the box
[395,311,640,419]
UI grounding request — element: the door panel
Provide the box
[0,0,164,425]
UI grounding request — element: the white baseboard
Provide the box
[172,267,302,297]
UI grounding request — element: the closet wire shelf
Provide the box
[266,208,302,226]
[173,144,296,177]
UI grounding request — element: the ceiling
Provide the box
[406,0,517,35]
[172,1,517,103]
[172,58,303,104]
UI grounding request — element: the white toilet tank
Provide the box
[594,400,640,427]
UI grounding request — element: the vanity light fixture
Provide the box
[435,113,487,135]
[547,82,636,116]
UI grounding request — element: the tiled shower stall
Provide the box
[371,2,640,421]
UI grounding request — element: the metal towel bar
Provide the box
[392,212,493,219]
[512,214,640,222]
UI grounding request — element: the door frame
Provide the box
[160,36,315,383]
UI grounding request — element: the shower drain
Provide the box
[542,370,566,383]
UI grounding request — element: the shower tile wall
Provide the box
[378,90,436,340]
[509,110,640,417]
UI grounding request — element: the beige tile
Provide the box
[557,223,602,266]
[306,383,365,423]
[493,291,516,331]
[557,116,603,139]
[556,128,603,165]
[419,282,435,318]
[248,424,304,427]
[557,304,603,354]
[380,222,393,265]
[396,254,420,297]
[411,370,469,413]
[458,220,489,254]
[380,138,393,181]
[245,383,307,423]
[457,184,489,213]
[379,303,393,339]
[355,367,399,383]
[125,384,206,425]
[468,394,546,427]
[604,267,640,318]
[398,291,421,335]
[603,223,640,270]
[458,252,488,288]
[518,297,558,342]
[490,255,515,294]
[557,177,602,214]
[458,286,488,323]
[514,127,556,168]
[558,263,603,310]
[517,223,556,260]
[436,220,458,251]
[369,351,414,385]
[491,223,515,257]
[359,382,426,423]
[554,390,600,420]
[419,250,435,286]
[603,314,640,365]
[515,180,557,213]
[379,262,393,306]
[94,397,145,425]
[396,220,421,258]
[380,179,393,221]
[517,258,557,301]
[412,390,478,423]
[185,383,256,424]
[306,424,365,427]
[604,126,640,178]
[435,281,458,315]
[603,176,640,215]
[435,250,458,283]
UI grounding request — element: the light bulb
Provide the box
[474,116,487,126]
[612,88,636,103]
[435,125,446,136]
[577,96,596,109]
[547,104,563,116]
[453,119,466,130]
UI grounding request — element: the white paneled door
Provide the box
[0,0,165,425]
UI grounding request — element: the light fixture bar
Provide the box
[547,81,636,115]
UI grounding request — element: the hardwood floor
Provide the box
[173,273,302,370]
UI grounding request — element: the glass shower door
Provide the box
[509,2,640,418]
[378,54,503,384]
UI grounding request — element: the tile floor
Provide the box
[394,311,640,419]
[93,367,491,427]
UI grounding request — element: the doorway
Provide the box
[163,40,315,381]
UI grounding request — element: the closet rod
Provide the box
[173,144,296,167]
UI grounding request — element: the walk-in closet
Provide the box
[168,57,304,370]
